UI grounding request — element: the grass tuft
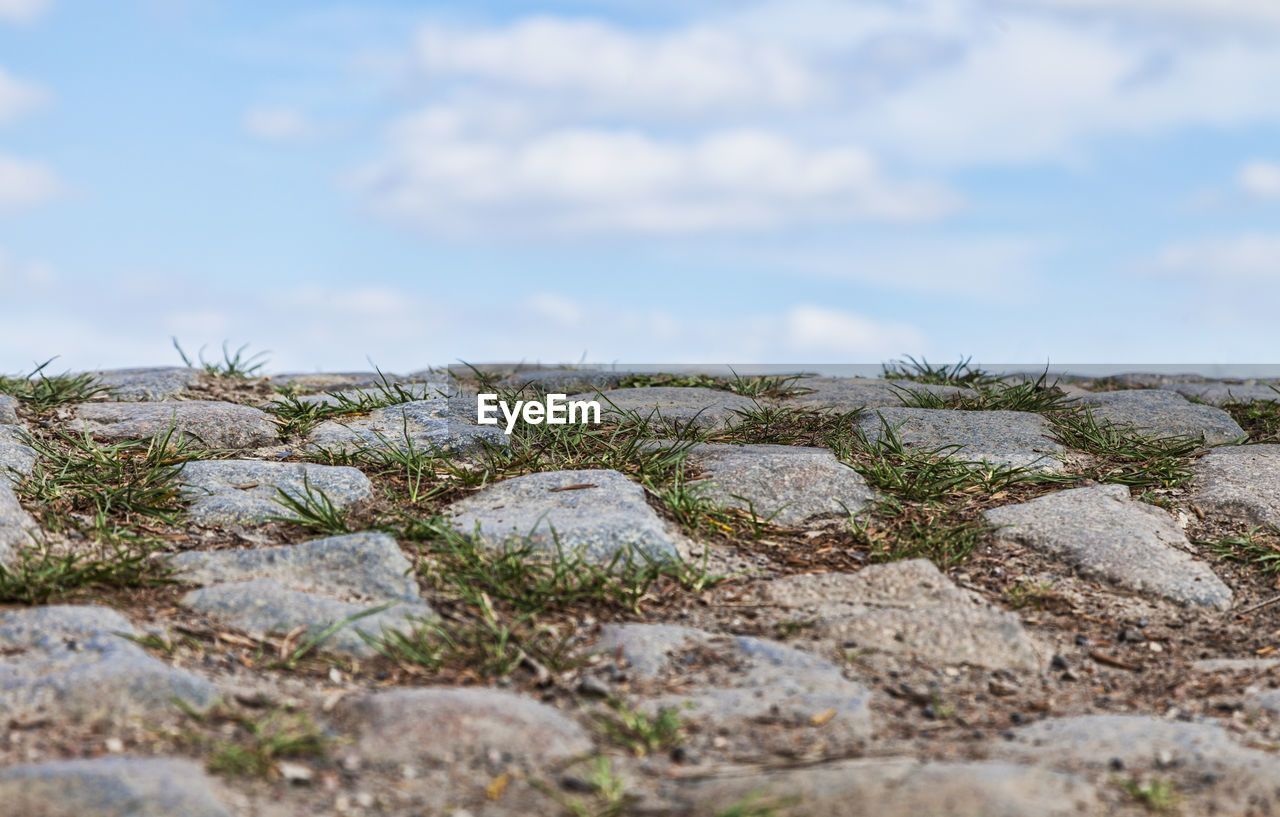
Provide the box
[173,337,269,378]
[0,360,109,412]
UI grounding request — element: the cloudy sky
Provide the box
[1,0,1278,373]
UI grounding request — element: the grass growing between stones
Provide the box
[172,337,269,379]
[616,371,812,399]
[531,755,637,817]
[1118,777,1179,814]
[264,369,449,438]
[881,355,999,387]
[893,369,1077,414]
[1198,526,1280,574]
[592,697,686,758]
[1045,410,1203,489]
[0,360,108,412]
[1218,396,1280,443]
[177,701,328,779]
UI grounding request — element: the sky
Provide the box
[1,0,1278,374]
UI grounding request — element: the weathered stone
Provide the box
[293,379,458,407]
[72,400,278,450]
[570,386,755,429]
[179,459,373,526]
[595,623,875,755]
[1191,444,1280,528]
[752,560,1044,670]
[330,687,593,769]
[1192,657,1280,673]
[446,469,683,563]
[0,481,42,564]
[167,532,420,603]
[90,366,201,401]
[0,424,37,485]
[272,370,459,393]
[857,408,1068,472]
[180,577,434,657]
[1244,689,1280,717]
[985,484,1231,609]
[0,605,218,721]
[1072,389,1245,445]
[305,398,504,456]
[658,758,1101,817]
[682,443,876,525]
[500,368,632,395]
[1162,381,1280,405]
[995,715,1280,815]
[0,393,18,423]
[788,376,973,412]
[0,757,234,817]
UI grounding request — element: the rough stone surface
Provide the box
[660,758,1100,817]
[271,370,459,393]
[1191,444,1280,528]
[293,378,459,406]
[167,532,421,603]
[752,560,1044,670]
[0,606,218,721]
[0,393,17,423]
[570,386,755,429]
[857,408,1069,472]
[1161,380,1280,404]
[0,424,37,485]
[985,484,1232,609]
[446,468,683,563]
[89,366,201,401]
[72,400,278,449]
[681,443,877,525]
[1072,389,1245,444]
[305,397,504,456]
[1244,688,1280,717]
[788,376,973,412]
[499,368,632,395]
[181,577,434,657]
[0,481,42,564]
[330,687,593,768]
[179,459,373,526]
[0,757,234,817]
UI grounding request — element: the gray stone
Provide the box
[985,484,1231,609]
[330,687,593,768]
[0,481,42,564]
[0,393,18,423]
[445,469,683,563]
[90,366,201,401]
[682,443,877,525]
[180,577,434,658]
[73,401,278,449]
[788,377,973,412]
[1191,444,1280,528]
[569,386,755,429]
[1192,658,1280,673]
[752,560,1044,670]
[1245,689,1280,717]
[0,757,234,817]
[995,715,1280,815]
[499,368,632,395]
[179,459,373,526]
[167,532,420,603]
[1072,389,1245,445]
[271,370,458,393]
[0,605,218,721]
[659,758,1100,817]
[0,424,37,485]
[305,398,505,456]
[1162,381,1280,404]
[596,623,875,754]
[857,408,1068,473]
[293,379,458,407]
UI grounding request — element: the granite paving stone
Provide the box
[787,376,974,412]
[1191,444,1280,528]
[568,386,755,429]
[88,366,201,401]
[499,368,633,395]
[0,757,235,817]
[72,400,279,449]
[271,370,458,393]
[0,479,42,564]
[179,459,373,525]
[446,468,684,563]
[0,423,37,485]
[985,484,1232,609]
[292,379,458,407]
[305,397,504,456]
[857,408,1069,472]
[0,393,18,423]
[1072,388,1245,444]
[1161,380,1280,404]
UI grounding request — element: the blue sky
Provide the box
[1,0,1278,373]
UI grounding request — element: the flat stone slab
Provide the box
[89,366,201,401]
[330,687,593,769]
[751,559,1044,670]
[595,623,875,756]
[568,386,755,429]
[293,379,458,407]
[305,398,505,456]
[446,468,683,563]
[1072,389,1244,444]
[0,757,234,817]
[1161,381,1280,404]
[1191,444,1280,528]
[179,459,373,526]
[181,577,434,657]
[787,376,973,412]
[659,758,1100,817]
[857,408,1069,473]
[500,368,632,395]
[682,443,877,525]
[0,605,218,721]
[994,715,1280,816]
[0,481,42,564]
[167,532,421,603]
[271,370,459,393]
[0,424,37,485]
[72,400,278,449]
[985,484,1232,609]
[0,393,18,423]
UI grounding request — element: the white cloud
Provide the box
[1239,161,1280,199]
[0,66,45,123]
[0,0,49,24]
[0,248,56,287]
[242,106,316,143]
[1002,0,1280,31]
[0,154,59,213]
[785,306,927,358]
[354,112,958,236]
[1147,234,1280,281]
